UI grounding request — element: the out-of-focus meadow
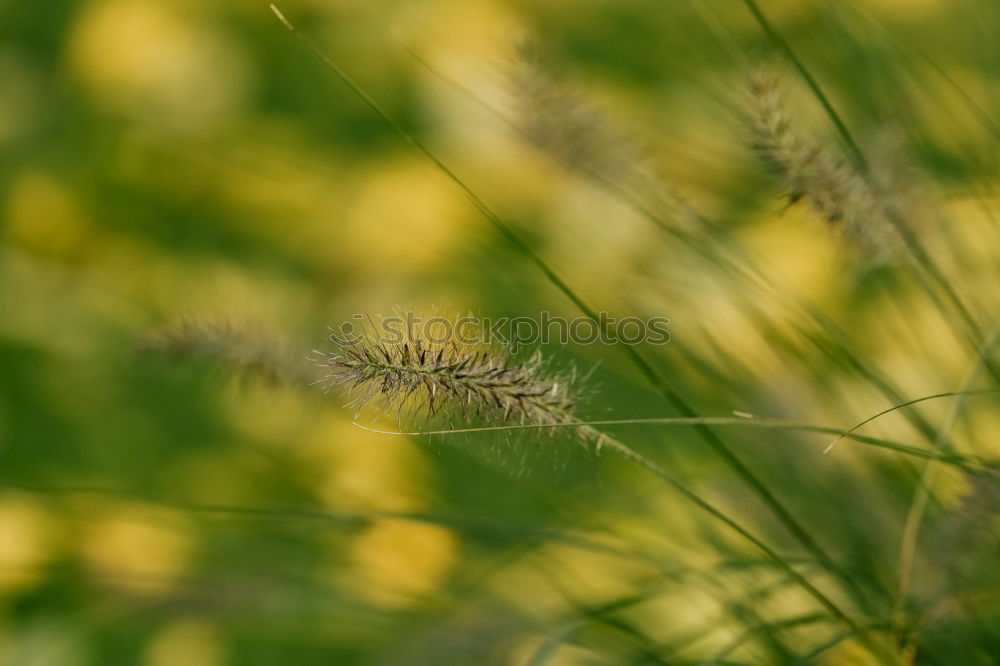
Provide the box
[3,0,1000,664]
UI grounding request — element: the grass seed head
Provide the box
[139,318,312,387]
[743,68,901,263]
[318,315,581,429]
[508,47,696,230]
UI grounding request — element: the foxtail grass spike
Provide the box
[743,69,899,263]
[139,318,313,387]
[318,320,580,429]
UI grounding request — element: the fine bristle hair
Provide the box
[317,315,581,429]
[742,68,901,263]
[138,318,313,387]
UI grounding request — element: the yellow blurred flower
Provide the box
[5,170,90,260]
[303,415,432,513]
[0,493,60,592]
[67,0,250,128]
[346,160,469,274]
[80,502,193,596]
[349,518,456,607]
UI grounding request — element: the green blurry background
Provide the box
[2,0,1000,664]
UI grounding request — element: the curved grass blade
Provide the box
[892,325,1000,645]
[823,389,1000,454]
[740,0,1000,386]
[353,415,989,470]
[269,3,871,619]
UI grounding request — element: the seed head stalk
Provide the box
[321,324,893,662]
[272,5,882,640]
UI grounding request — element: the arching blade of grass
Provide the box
[593,431,897,664]
[400,38,969,488]
[684,3,999,516]
[498,427,897,662]
[631,576,816,665]
[268,3,875,621]
[525,621,587,666]
[705,612,830,665]
[825,0,1000,145]
[739,0,1000,386]
[795,623,893,665]
[354,412,991,470]
[893,325,1000,648]
[540,552,851,664]
[824,389,1000,454]
[399,29,982,501]
[525,589,673,666]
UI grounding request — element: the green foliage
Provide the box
[2,1,1000,664]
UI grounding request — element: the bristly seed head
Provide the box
[138,318,312,387]
[317,319,580,428]
[507,46,697,231]
[742,68,901,263]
